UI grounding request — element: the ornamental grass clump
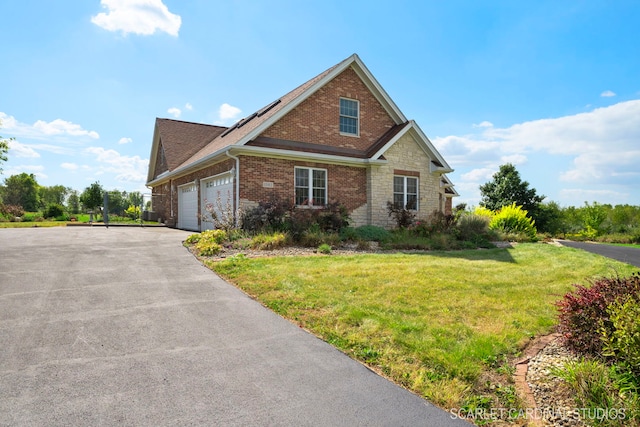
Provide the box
[250,232,289,250]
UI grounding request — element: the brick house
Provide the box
[146,54,457,231]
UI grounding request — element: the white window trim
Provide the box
[294,166,328,208]
[394,175,419,211]
[339,97,360,137]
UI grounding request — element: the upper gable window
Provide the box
[339,98,359,136]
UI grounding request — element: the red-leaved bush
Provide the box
[556,273,640,356]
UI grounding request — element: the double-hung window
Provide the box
[295,167,327,206]
[339,98,359,136]
[393,176,419,210]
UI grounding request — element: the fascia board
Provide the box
[146,122,161,184]
[231,145,386,167]
[409,120,453,173]
[350,56,407,124]
[369,123,412,160]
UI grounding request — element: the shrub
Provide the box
[125,205,141,220]
[387,201,415,229]
[185,233,202,244]
[241,197,350,243]
[489,203,537,240]
[0,204,25,219]
[188,229,228,256]
[202,192,242,232]
[316,201,350,233]
[299,229,341,248]
[339,226,359,241]
[200,229,227,244]
[556,273,640,356]
[43,203,65,219]
[317,243,332,254]
[473,206,495,219]
[601,297,640,376]
[250,232,289,250]
[22,213,37,222]
[195,240,223,256]
[412,211,456,237]
[353,225,391,242]
[241,196,293,233]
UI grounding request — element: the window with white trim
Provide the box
[393,176,419,210]
[339,98,359,136]
[295,167,327,206]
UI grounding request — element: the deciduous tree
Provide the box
[80,182,104,212]
[3,173,39,211]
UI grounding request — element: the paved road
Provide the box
[558,240,640,268]
[0,227,469,426]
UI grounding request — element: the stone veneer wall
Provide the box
[368,132,443,228]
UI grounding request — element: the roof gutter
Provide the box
[146,144,387,187]
[225,150,240,227]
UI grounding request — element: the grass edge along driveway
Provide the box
[206,244,638,414]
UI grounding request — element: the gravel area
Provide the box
[526,337,585,427]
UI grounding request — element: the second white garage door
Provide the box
[201,172,234,231]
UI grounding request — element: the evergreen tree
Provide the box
[479,163,545,217]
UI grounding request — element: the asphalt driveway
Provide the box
[0,227,469,426]
[558,240,640,268]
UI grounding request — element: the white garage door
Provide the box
[178,183,199,231]
[201,172,234,231]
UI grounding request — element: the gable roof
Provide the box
[146,54,453,185]
[147,119,227,182]
[166,54,407,175]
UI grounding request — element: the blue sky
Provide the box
[2,0,639,207]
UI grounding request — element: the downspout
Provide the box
[225,149,240,226]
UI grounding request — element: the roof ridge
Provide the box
[157,117,228,129]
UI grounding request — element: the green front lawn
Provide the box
[208,243,638,414]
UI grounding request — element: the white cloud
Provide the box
[118,137,132,144]
[61,163,79,171]
[7,139,40,158]
[559,188,630,206]
[435,99,640,205]
[461,168,495,182]
[218,103,242,122]
[473,121,493,128]
[91,0,181,37]
[3,164,47,181]
[500,154,527,165]
[185,103,193,111]
[167,107,181,118]
[0,112,99,141]
[85,146,149,183]
[601,90,616,97]
[33,119,99,139]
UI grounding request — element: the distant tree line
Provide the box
[0,172,145,220]
[471,163,640,240]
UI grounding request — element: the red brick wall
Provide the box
[239,155,366,211]
[261,67,395,151]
